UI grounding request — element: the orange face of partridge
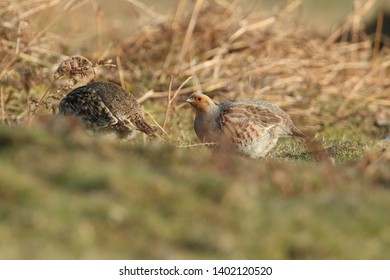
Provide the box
[186,93,214,112]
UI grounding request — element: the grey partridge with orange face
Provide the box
[186,93,305,158]
[59,81,154,139]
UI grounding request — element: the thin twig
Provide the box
[137,90,155,104]
[123,0,166,20]
[179,0,204,62]
[95,3,103,60]
[176,142,217,148]
[0,87,5,124]
[163,76,193,129]
[144,109,170,141]
[162,76,174,129]
[116,56,125,89]
[324,0,376,46]
[372,11,383,63]
[12,0,61,23]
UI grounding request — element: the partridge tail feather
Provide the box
[290,126,306,138]
[134,117,155,136]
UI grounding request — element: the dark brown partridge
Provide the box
[59,81,154,139]
[186,93,305,158]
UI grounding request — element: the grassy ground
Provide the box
[0,0,390,259]
[0,125,389,259]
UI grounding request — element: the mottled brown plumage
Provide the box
[186,93,305,158]
[59,81,154,139]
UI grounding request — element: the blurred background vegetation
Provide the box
[0,0,389,259]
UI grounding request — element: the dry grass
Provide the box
[0,0,390,259]
[115,0,389,140]
[1,0,389,138]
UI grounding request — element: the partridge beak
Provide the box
[186,97,193,104]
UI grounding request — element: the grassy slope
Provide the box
[1,0,390,260]
[0,125,389,259]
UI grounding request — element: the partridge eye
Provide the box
[197,97,202,101]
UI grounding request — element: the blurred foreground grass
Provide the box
[1,0,390,260]
[0,125,389,259]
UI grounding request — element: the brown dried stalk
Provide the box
[163,76,193,129]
